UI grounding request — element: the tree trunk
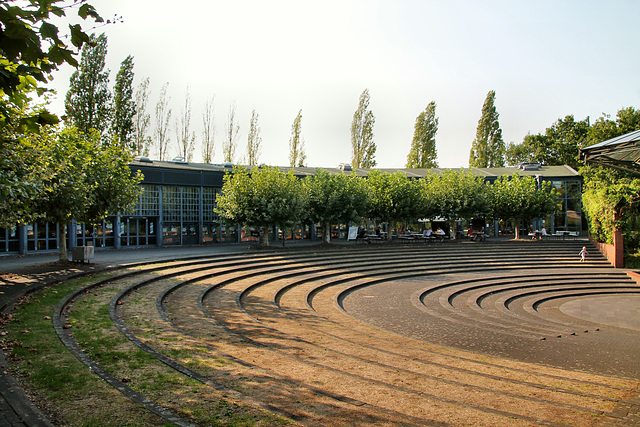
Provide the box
[514,219,521,240]
[387,221,393,241]
[58,223,68,261]
[324,223,331,244]
[261,228,270,247]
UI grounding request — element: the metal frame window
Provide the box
[0,226,19,253]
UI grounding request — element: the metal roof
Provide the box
[580,129,640,175]
[131,159,580,180]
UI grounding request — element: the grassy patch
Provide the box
[3,272,290,426]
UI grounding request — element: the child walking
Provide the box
[579,246,588,262]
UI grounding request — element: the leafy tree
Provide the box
[304,169,369,243]
[245,108,261,166]
[490,174,557,240]
[289,109,306,167]
[35,128,142,260]
[215,166,306,246]
[581,166,639,258]
[469,90,504,167]
[132,77,151,156]
[202,96,215,163]
[365,170,422,240]
[406,101,438,168]
[0,0,103,126]
[0,131,53,227]
[64,33,112,137]
[154,82,171,160]
[223,103,239,163]
[428,169,490,221]
[175,88,196,161]
[112,55,135,150]
[351,89,376,168]
[587,107,640,146]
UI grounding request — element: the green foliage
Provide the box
[469,90,505,168]
[406,101,438,168]
[428,169,491,220]
[215,166,306,246]
[112,55,136,150]
[366,170,422,238]
[64,33,112,137]
[490,174,557,239]
[351,89,376,168]
[581,165,640,245]
[34,128,142,258]
[304,169,369,243]
[0,0,101,116]
[154,82,172,160]
[289,109,306,167]
[0,133,52,227]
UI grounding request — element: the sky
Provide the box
[46,0,640,169]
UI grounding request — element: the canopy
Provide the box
[581,129,640,175]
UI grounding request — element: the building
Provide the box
[0,159,582,255]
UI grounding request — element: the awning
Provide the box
[580,129,640,175]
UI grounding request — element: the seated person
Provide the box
[468,226,475,240]
[357,226,367,239]
[436,227,445,235]
[423,228,433,237]
[540,227,547,238]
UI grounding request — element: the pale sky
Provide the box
[47,0,640,168]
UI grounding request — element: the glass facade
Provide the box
[0,226,19,253]
[550,180,582,233]
[0,166,583,255]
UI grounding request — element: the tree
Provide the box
[64,33,112,137]
[406,101,438,168]
[365,170,422,240]
[132,77,151,156]
[154,82,171,160]
[0,131,53,227]
[490,174,557,240]
[175,88,196,161]
[202,96,215,163]
[112,55,135,150]
[0,0,103,127]
[428,169,490,221]
[34,128,142,260]
[223,103,239,163]
[215,166,306,246]
[505,115,589,169]
[245,108,261,166]
[289,109,306,167]
[304,169,369,243]
[469,90,505,167]
[351,89,376,168]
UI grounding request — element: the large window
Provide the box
[0,226,19,253]
[27,222,58,251]
[551,180,582,232]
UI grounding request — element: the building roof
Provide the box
[131,157,581,182]
[580,129,640,175]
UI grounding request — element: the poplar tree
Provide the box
[133,77,151,156]
[202,96,215,163]
[112,55,135,150]
[175,88,196,161]
[469,90,505,167]
[246,108,262,166]
[351,89,376,168]
[154,82,172,160]
[289,109,306,167]
[406,101,439,168]
[64,33,112,137]
[223,103,240,163]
